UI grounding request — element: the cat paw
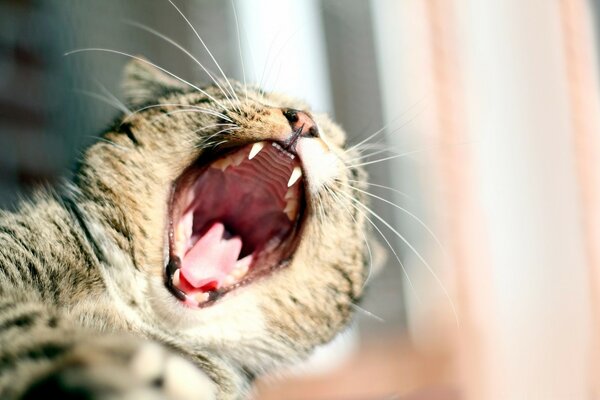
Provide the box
[23,337,217,400]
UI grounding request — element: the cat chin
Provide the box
[147,275,266,336]
[145,275,306,372]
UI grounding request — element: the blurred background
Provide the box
[1,0,600,399]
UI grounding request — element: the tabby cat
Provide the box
[0,58,370,399]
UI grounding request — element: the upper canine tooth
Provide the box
[287,166,302,187]
[248,142,265,160]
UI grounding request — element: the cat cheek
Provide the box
[296,138,339,194]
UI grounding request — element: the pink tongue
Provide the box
[180,222,242,289]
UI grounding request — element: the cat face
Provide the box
[79,59,370,372]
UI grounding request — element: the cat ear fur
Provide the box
[121,57,187,107]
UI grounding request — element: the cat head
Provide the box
[76,59,371,375]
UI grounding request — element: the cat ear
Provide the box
[121,58,187,107]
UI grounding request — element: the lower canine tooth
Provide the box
[173,269,181,288]
[288,166,302,187]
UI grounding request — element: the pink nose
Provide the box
[280,108,319,151]
[283,109,319,138]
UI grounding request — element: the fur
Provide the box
[0,59,370,399]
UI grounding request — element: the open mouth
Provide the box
[165,141,305,308]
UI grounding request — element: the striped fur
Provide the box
[0,60,370,399]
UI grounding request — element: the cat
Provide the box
[0,57,371,399]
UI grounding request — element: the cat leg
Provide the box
[0,298,217,399]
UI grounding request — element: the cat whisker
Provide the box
[345,179,412,201]
[147,108,233,125]
[167,0,242,111]
[324,186,375,289]
[74,89,130,115]
[209,139,229,149]
[347,125,389,154]
[337,189,460,327]
[191,123,239,134]
[125,20,238,113]
[64,48,231,113]
[95,81,131,115]
[196,127,241,149]
[347,97,426,152]
[124,103,232,123]
[338,180,448,260]
[229,0,248,103]
[95,136,130,152]
[314,189,327,223]
[350,303,385,323]
[347,139,475,169]
[261,27,302,91]
[328,187,418,298]
[348,142,389,152]
[345,148,430,169]
[345,148,399,164]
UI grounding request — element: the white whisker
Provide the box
[346,148,429,168]
[345,179,412,201]
[230,0,248,103]
[338,190,460,327]
[325,186,375,289]
[339,181,448,261]
[95,136,129,151]
[167,0,241,110]
[95,81,131,115]
[74,89,130,115]
[125,103,232,123]
[124,20,238,113]
[347,97,426,152]
[347,140,475,169]
[261,27,301,91]
[191,123,238,134]
[332,188,420,301]
[64,48,230,112]
[350,303,385,323]
[148,108,233,125]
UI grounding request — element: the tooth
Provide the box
[173,269,181,288]
[212,156,234,171]
[195,292,209,304]
[287,166,302,187]
[232,265,249,280]
[223,275,236,286]
[285,188,295,200]
[248,142,265,160]
[175,224,184,245]
[232,255,252,279]
[284,199,299,220]
[232,151,245,166]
